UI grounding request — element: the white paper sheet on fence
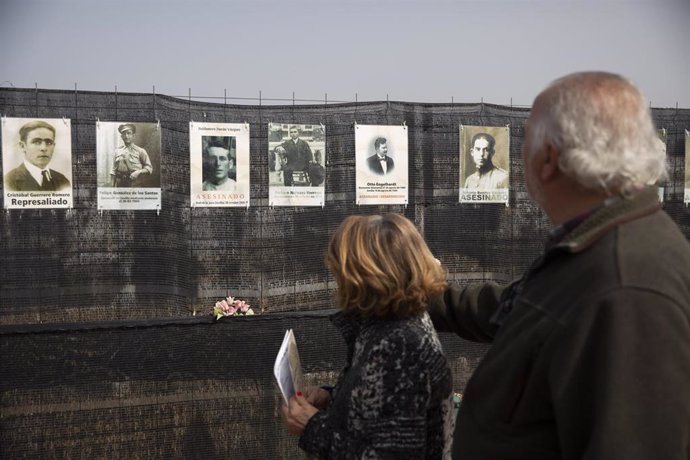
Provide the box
[268,123,326,207]
[459,125,510,205]
[2,117,73,209]
[355,124,408,205]
[190,122,250,207]
[96,121,162,211]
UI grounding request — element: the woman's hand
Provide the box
[280,392,319,435]
[302,386,331,410]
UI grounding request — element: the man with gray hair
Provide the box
[430,72,690,459]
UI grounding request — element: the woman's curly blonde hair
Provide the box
[326,213,447,319]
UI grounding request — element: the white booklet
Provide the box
[274,329,304,404]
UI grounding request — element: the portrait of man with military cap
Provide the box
[109,123,153,187]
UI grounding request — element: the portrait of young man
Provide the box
[201,136,236,191]
[459,125,510,204]
[3,119,72,192]
[461,127,509,190]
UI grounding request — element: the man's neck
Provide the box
[543,182,612,227]
[477,164,495,176]
[23,160,48,184]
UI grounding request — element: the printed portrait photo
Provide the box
[460,125,510,191]
[2,117,73,193]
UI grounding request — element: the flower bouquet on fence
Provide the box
[213,295,255,320]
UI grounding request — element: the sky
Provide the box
[1,0,688,107]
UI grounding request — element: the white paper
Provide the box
[267,123,326,207]
[355,124,409,206]
[189,122,250,208]
[2,117,74,209]
[274,329,304,404]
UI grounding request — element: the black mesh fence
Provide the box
[1,313,488,459]
[1,88,688,458]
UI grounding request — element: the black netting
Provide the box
[1,88,688,458]
[1,314,488,459]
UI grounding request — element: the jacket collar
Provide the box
[552,187,661,254]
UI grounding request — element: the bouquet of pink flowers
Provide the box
[213,295,255,319]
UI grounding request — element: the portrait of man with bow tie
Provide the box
[366,137,395,176]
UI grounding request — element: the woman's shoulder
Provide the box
[364,313,443,357]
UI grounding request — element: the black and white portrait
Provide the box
[355,124,408,206]
[201,136,236,191]
[97,122,161,188]
[459,125,510,204]
[2,118,72,193]
[268,123,326,207]
[190,122,250,208]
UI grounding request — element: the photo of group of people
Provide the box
[4,118,689,209]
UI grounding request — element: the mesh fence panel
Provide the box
[1,314,488,459]
[1,88,688,458]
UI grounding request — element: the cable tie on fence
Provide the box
[402,120,406,127]
[62,116,68,126]
[244,121,249,130]
[155,120,160,131]
[1,115,5,126]
[96,117,100,129]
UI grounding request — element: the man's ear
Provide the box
[540,144,560,182]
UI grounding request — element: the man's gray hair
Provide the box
[528,71,666,195]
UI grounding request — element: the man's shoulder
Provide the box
[493,166,508,175]
[464,171,480,186]
[493,167,508,181]
[4,164,35,191]
[5,164,28,179]
[131,144,148,155]
[49,169,71,187]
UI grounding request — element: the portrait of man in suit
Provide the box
[279,126,314,186]
[3,120,71,192]
[366,137,395,176]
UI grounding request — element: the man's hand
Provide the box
[280,392,319,435]
[130,170,141,180]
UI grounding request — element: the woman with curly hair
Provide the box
[281,213,454,459]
